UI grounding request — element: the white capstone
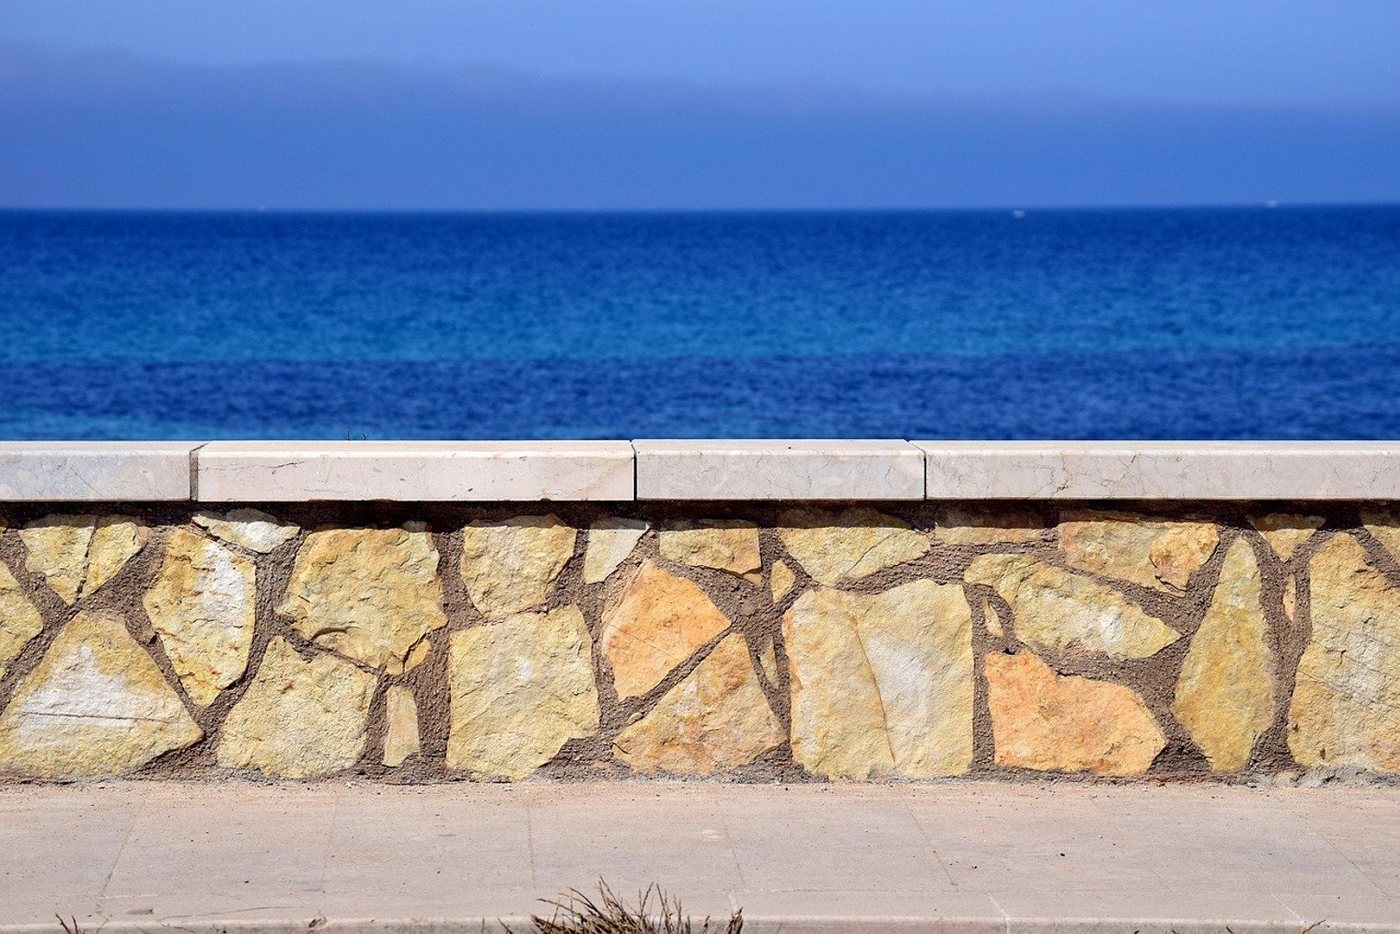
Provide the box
[634,440,924,500]
[195,441,634,502]
[918,441,1400,500]
[0,443,195,501]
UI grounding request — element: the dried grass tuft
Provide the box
[516,881,742,934]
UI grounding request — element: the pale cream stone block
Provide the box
[195,441,634,501]
[634,440,924,500]
[0,442,195,501]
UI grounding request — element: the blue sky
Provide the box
[2,1,1398,209]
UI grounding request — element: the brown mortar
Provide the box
[1,500,1397,786]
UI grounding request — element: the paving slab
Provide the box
[2,782,1398,933]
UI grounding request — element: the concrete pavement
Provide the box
[1,780,1398,933]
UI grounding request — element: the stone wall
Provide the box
[1,502,1398,783]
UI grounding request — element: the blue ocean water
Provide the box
[2,206,1398,439]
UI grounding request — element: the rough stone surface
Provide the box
[601,561,732,700]
[583,518,648,584]
[0,611,202,779]
[934,507,1046,546]
[144,528,257,707]
[193,509,300,553]
[784,579,973,779]
[279,526,447,673]
[0,562,44,681]
[770,559,796,602]
[1289,534,1400,773]
[777,507,929,586]
[659,520,762,578]
[1172,538,1277,772]
[19,515,94,604]
[217,638,375,779]
[1360,508,1400,564]
[614,634,783,775]
[460,515,576,621]
[985,650,1166,775]
[447,606,599,779]
[1250,513,1324,562]
[87,517,150,594]
[966,554,1181,660]
[1058,511,1219,592]
[383,685,420,767]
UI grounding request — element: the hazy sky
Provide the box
[2,1,1398,209]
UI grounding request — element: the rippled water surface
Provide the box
[2,206,1397,438]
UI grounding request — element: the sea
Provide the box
[1,205,1398,440]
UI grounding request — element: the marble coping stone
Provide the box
[633,439,926,500]
[194,441,636,502]
[4,441,1400,502]
[0,442,197,501]
[918,440,1400,500]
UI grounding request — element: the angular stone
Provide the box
[982,594,1004,638]
[583,518,648,584]
[0,610,202,779]
[279,526,447,673]
[85,517,150,594]
[985,650,1165,776]
[757,639,780,684]
[1059,511,1219,592]
[20,514,94,604]
[1172,538,1277,772]
[447,606,599,780]
[770,559,796,602]
[600,561,732,699]
[193,508,300,554]
[659,520,761,578]
[217,637,375,779]
[19,514,149,605]
[777,508,929,587]
[1249,513,1323,562]
[0,561,44,681]
[966,554,1181,660]
[144,528,257,707]
[934,507,1047,546]
[404,637,431,672]
[784,579,973,779]
[383,685,420,767]
[615,634,783,775]
[1288,534,1400,773]
[460,515,576,621]
[1361,507,1400,564]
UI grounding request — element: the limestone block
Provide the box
[600,560,732,699]
[217,638,375,778]
[659,520,761,578]
[784,579,973,779]
[0,610,202,779]
[583,518,648,584]
[460,515,576,620]
[279,526,447,672]
[1058,511,1219,591]
[193,508,300,553]
[770,559,796,602]
[19,514,152,605]
[933,507,1046,546]
[447,606,599,779]
[1361,508,1400,564]
[1288,534,1400,773]
[966,554,1180,660]
[0,562,44,681]
[1249,513,1323,562]
[615,634,783,775]
[985,650,1165,776]
[383,685,420,767]
[143,528,256,707]
[1172,538,1276,771]
[777,507,929,587]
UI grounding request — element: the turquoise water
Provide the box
[1,206,1398,438]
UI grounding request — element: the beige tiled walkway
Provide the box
[2,781,1398,933]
